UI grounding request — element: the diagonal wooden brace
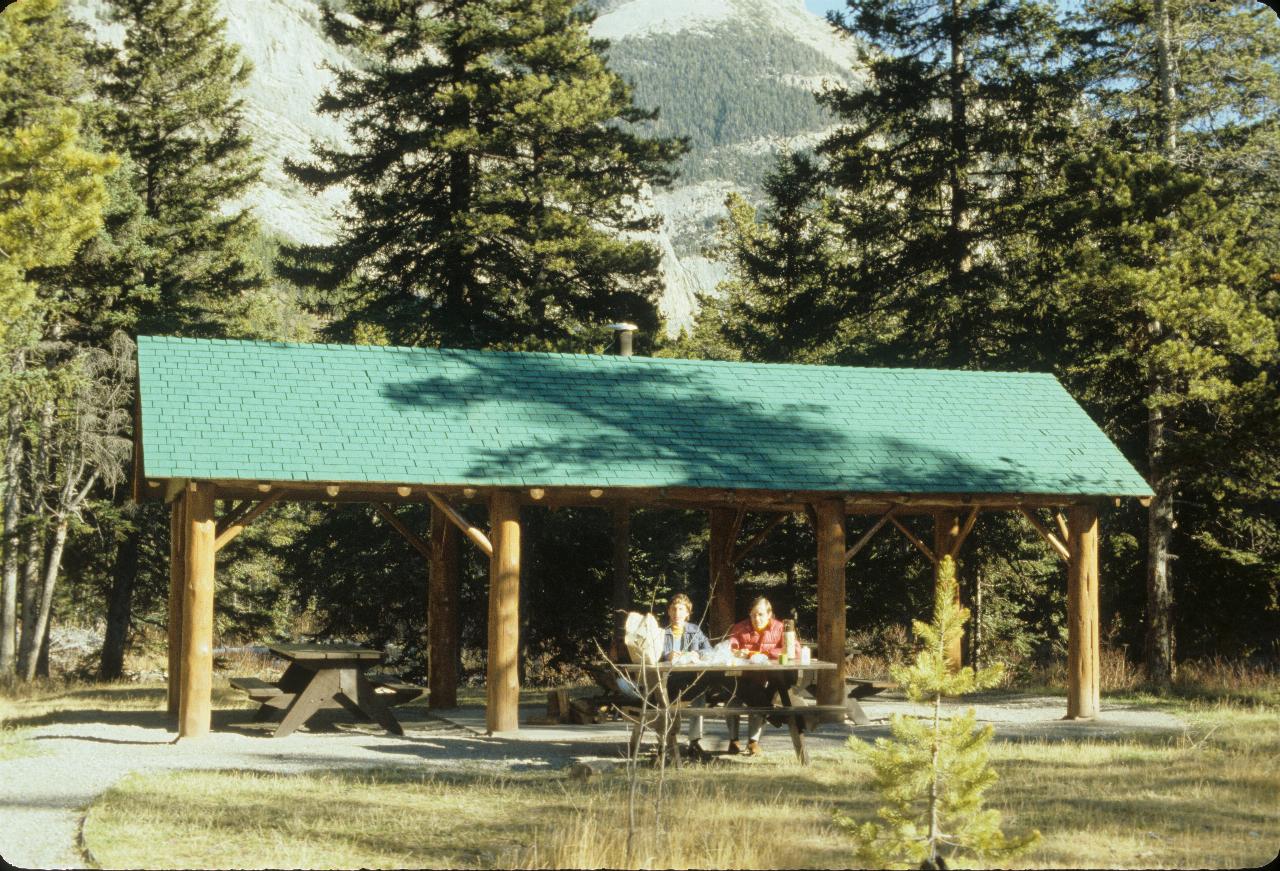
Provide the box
[732,513,787,565]
[1019,507,1069,562]
[889,514,937,565]
[949,505,981,559]
[214,490,285,551]
[374,503,432,560]
[427,491,494,557]
[845,506,898,564]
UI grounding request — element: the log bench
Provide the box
[230,676,295,722]
[367,674,425,706]
[621,703,848,765]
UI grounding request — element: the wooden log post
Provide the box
[814,500,847,706]
[934,511,964,670]
[708,508,738,637]
[487,491,521,733]
[166,497,185,716]
[429,504,460,709]
[178,482,216,739]
[1066,504,1100,719]
[611,504,631,623]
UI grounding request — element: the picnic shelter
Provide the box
[131,336,1154,739]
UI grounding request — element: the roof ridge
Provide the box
[135,335,1057,379]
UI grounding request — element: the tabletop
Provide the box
[268,643,385,662]
[610,658,836,674]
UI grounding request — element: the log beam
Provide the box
[429,503,460,709]
[814,499,847,706]
[166,498,185,717]
[611,505,631,618]
[178,482,216,739]
[163,478,188,504]
[732,514,787,565]
[428,492,493,557]
[934,511,964,670]
[890,515,937,564]
[487,491,521,733]
[1019,507,1070,562]
[845,506,897,564]
[214,491,285,551]
[1066,504,1100,719]
[708,508,739,637]
[952,506,981,558]
[375,503,432,560]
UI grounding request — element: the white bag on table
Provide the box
[623,611,663,665]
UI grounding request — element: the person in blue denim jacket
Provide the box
[662,593,712,757]
[662,592,712,662]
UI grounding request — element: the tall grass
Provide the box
[78,701,1279,870]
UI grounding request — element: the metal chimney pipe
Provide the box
[609,322,638,357]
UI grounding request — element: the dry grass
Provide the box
[78,701,1279,870]
[845,644,1279,706]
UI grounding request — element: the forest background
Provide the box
[1,0,1277,694]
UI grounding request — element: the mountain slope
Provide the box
[69,0,864,333]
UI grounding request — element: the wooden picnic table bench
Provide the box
[231,643,423,737]
[843,676,899,725]
[611,659,841,765]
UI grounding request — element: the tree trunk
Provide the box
[971,566,983,671]
[35,617,51,678]
[946,0,974,369]
[1153,0,1177,154]
[0,396,22,675]
[16,397,53,678]
[22,516,68,682]
[1145,0,1178,689]
[16,514,42,677]
[100,519,140,680]
[1146,378,1176,688]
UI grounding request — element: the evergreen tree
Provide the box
[96,0,265,337]
[837,556,1038,868]
[0,0,114,342]
[695,153,855,364]
[284,0,685,349]
[1050,145,1278,675]
[819,0,1078,369]
[1068,0,1280,684]
[0,0,118,678]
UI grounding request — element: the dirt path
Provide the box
[0,695,1187,869]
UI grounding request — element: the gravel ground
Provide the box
[0,694,1188,870]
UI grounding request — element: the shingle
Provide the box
[134,336,1152,497]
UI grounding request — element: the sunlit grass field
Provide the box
[75,702,1279,869]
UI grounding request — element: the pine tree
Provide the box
[0,0,115,342]
[818,0,1079,369]
[695,152,859,364]
[283,0,685,349]
[1067,0,1280,684]
[96,0,265,337]
[837,556,1038,868]
[0,0,118,678]
[1050,144,1278,680]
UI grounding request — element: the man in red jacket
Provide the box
[725,596,786,755]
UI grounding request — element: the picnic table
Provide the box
[230,643,421,738]
[611,659,846,765]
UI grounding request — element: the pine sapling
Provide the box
[837,556,1039,868]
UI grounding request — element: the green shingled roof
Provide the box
[135,336,1152,497]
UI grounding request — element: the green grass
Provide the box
[78,700,1280,869]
